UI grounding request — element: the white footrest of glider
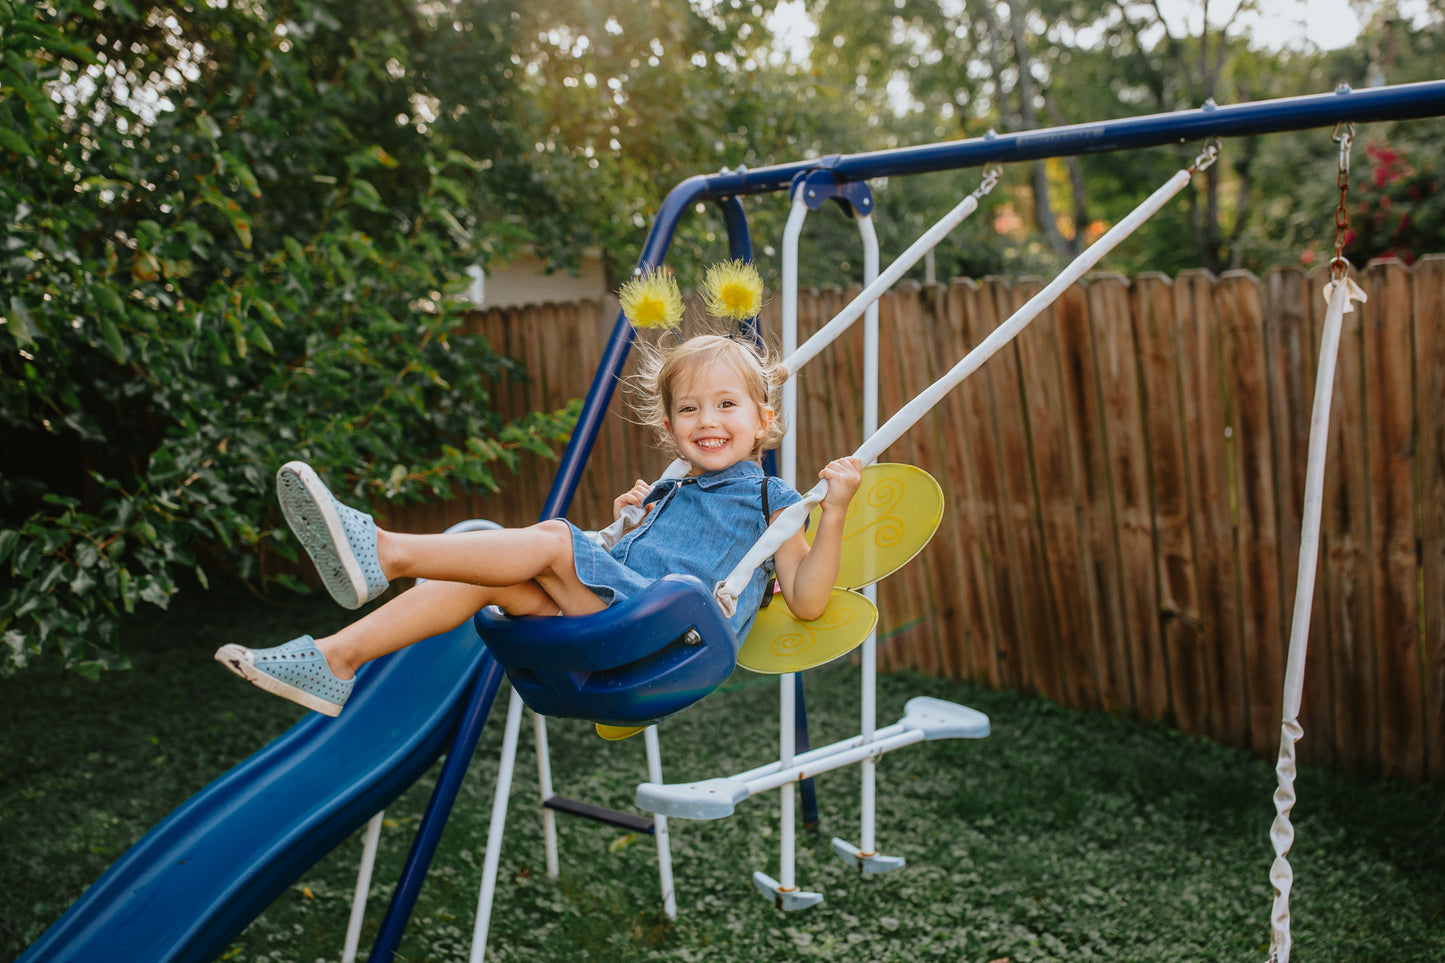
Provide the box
[635,776,750,821]
[831,838,907,875]
[902,696,990,740]
[636,697,989,819]
[752,871,824,911]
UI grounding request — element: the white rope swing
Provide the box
[1267,125,1366,963]
[716,143,1220,613]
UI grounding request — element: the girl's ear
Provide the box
[756,406,775,437]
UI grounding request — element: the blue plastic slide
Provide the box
[19,619,495,963]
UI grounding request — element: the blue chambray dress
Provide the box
[566,459,803,645]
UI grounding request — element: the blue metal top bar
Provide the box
[537,79,1445,519]
[680,80,1445,202]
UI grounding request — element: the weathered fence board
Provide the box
[1220,271,1287,756]
[1175,270,1250,748]
[1134,273,1207,739]
[1025,282,1102,713]
[1094,274,1169,723]
[1320,264,1378,773]
[1361,263,1424,780]
[1417,256,1445,781]
[392,259,1444,780]
[939,280,1008,689]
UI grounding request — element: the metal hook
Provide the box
[972,163,1003,199]
[1332,121,1356,175]
[1190,138,1221,173]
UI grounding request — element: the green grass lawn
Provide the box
[2,586,1441,962]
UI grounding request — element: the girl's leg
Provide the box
[376,519,606,618]
[216,574,606,715]
[316,574,604,679]
[278,463,600,615]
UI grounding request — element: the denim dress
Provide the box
[566,459,803,645]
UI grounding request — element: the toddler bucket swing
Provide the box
[476,146,1215,728]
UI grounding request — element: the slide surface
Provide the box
[19,619,496,963]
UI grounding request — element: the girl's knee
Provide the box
[531,519,574,562]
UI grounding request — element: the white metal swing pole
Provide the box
[855,212,882,860]
[780,191,807,488]
[533,713,559,878]
[643,725,679,919]
[340,812,384,963]
[775,190,809,897]
[469,688,527,963]
[717,154,1212,611]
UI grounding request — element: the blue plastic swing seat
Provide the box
[474,574,739,727]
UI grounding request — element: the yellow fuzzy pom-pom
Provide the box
[701,259,764,321]
[618,270,684,330]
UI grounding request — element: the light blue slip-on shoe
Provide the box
[215,636,353,716]
[276,461,389,609]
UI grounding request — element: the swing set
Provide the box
[18,80,1445,963]
[453,81,1445,963]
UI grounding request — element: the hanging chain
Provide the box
[1189,138,1221,174]
[1329,122,1356,281]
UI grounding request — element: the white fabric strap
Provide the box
[1268,274,1365,963]
[715,166,1195,614]
[588,458,691,550]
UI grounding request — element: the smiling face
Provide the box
[664,358,775,474]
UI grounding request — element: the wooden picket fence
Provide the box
[385,256,1445,781]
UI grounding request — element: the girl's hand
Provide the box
[613,478,653,521]
[774,456,864,621]
[819,456,863,513]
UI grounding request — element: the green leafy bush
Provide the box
[0,0,576,676]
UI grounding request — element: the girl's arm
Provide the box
[772,457,862,621]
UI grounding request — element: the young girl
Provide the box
[216,331,862,717]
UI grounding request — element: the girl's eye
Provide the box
[719,399,736,408]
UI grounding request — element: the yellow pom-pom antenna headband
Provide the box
[701,259,764,322]
[618,269,684,330]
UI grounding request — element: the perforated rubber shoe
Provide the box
[276,461,388,609]
[215,637,353,716]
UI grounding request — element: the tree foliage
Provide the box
[0,0,577,676]
[787,0,1444,279]
[4,0,1442,677]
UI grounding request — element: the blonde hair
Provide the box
[628,330,787,461]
